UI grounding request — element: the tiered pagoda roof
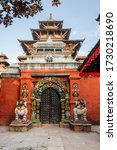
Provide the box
[19,14,84,59]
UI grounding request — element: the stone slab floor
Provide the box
[0,126,100,150]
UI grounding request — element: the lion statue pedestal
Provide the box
[70,99,92,132]
[9,100,32,132]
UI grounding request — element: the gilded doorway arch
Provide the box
[31,77,70,123]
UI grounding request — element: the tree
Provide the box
[0,0,61,27]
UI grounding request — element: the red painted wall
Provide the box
[0,78,20,125]
[0,70,100,125]
[19,70,80,119]
[79,76,100,123]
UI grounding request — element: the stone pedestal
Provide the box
[70,120,92,132]
[59,123,70,128]
[9,120,32,132]
[32,122,42,128]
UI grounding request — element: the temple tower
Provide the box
[17,15,85,124]
[0,15,87,125]
[0,15,100,125]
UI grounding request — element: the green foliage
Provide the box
[0,0,61,27]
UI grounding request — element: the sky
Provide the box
[0,0,100,64]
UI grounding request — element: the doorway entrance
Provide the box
[40,88,60,124]
[31,77,70,124]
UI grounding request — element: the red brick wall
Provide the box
[0,78,20,125]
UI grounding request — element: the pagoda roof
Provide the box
[63,39,84,58]
[0,60,9,66]
[18,40,37,55]
[18,15,84,56]
[78,40,100,73]
[31,28,71,40]
[19,38,84,56]
[39,20,63,29]
[39,13,63,29]
[0,54,8,59]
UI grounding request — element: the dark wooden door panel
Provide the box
[40,88,60,123]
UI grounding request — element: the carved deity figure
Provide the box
[15,100,28,121]
[73,99,87,121]
[31,94,37,120]
[22,89,28,99]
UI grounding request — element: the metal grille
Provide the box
[40,88,60,123]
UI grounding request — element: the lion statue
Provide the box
[15,99,28,121]
[73,99,87,121]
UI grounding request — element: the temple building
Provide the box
[0,15,100,125]
[0,54,9,74]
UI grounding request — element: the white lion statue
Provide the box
[73,99,87,121]
[15,100,28,121]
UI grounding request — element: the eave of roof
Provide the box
[0,60,9,66]
[0,54,8,59]
[63,39,84,43]
[18,39,37,43]
[31,28,71,40]
[78,40,100,72]
[17,56,27,60]
[30,28,71,32]
[76,56,86,61]
[39,20,63,23]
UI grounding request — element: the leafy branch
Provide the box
[0,0,61,27]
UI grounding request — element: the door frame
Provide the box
[31,77,70,123]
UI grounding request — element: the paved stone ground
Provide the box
[0,126,100,150]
